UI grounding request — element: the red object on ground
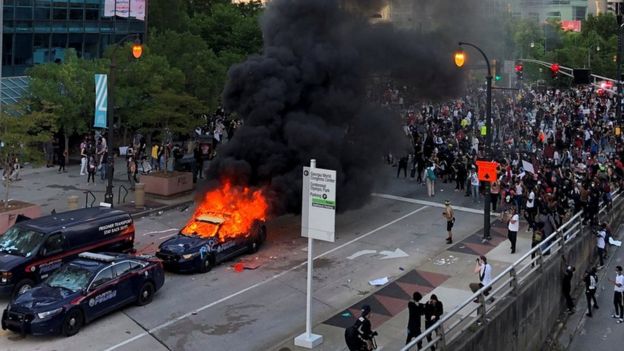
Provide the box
[234,262,244,272]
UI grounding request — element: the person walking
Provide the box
[426,163,436,197]
[345,305,377,351]
[525,186,536,232]
[424,294,444,351]
[470,168,480,203]
[490,179,500,212]
[397,155,408,178]
[406,292,424,346]
[470,256,493,301]
[57,148,67,173]
[608,266,624,323]
[79,139,88,176]
[596,225,607,268]
[507,207,519,254]
[87,155,97,184]
[583,268,598,317]
[562,264,576,314]
[442,200,455,244]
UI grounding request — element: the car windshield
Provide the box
[0,226,45,257]
[45,264,93,293]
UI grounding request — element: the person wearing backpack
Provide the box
[345,305,377,351]
[426,163,437,197]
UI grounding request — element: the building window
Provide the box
[14,34,34,66]
[573,6,586,20]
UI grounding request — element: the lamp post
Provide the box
[617,20,624,123]
[454,41,493,241]
[103,34,143,206]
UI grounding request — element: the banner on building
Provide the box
[94,74,108,129]
[104,0,146,21]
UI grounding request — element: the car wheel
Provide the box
[12,279,34,300]
[136,282,155,306]
[62,309,84,337]
[199,256,213,273]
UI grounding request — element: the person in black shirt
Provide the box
[424,294,444,351]
[406,291,424,346]
[583,268,599,317]
[345,305,376,351]
[562,264,576,314]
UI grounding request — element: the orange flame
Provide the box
[181,181,269,242]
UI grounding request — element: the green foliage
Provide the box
[27,50,108,138]
[0,102,57,206]
[510,14,620,82]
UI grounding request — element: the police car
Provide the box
[156,215,266,273]
[1,252,165,336]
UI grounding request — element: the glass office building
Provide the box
[2,0,145,76]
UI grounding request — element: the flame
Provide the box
[181,181,269,242]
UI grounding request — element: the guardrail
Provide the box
[83,190,96,208]
[402,191,622,351]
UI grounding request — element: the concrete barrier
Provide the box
[447,200,624,351]
[67,195,79,210]
[135,183,145,208]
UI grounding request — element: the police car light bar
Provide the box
[78,252,117,262]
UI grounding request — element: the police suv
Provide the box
[156,215,266,273]
[0,207,135,298]
[1,252,165,336]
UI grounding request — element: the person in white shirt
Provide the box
[609,266,624,323]
[596,227,607,268]
[507,207,520,254]
[469,255,493,301]
[525,187,536,232]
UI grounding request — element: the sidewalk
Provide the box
[3,159,195,217]
[273,208,529,351]
[561,228,624,351]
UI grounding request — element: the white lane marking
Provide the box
[347,249,377,260]
[372,193,497,215]
[379,248,409,260]
[104,205,429,351]
[142,228,178,237]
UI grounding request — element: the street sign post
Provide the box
[295,159,336,348]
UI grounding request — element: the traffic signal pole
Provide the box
[458,41,493,241]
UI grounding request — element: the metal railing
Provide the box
[402,191,622,351]
[118,185,128,205]
[83,190,96,208]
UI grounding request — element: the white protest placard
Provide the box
[301,166,336,242]
[522,160,535,174]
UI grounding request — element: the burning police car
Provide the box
[1,252,164,336]
[156,214,267,273]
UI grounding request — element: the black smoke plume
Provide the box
[206,0,467,215]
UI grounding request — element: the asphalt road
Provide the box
[0,175,486,351]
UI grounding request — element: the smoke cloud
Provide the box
[207,0,485,215]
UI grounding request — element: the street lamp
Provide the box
[453,41,493,241]
[104,34,143,206]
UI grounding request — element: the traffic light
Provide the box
[550,63,560,79]
[493,59,502,82]
[515,64,523,80]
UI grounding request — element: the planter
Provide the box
[141,171,194,197]
[0,200,42,234]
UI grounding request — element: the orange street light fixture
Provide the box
[132,39,143,59]
[454,50,466,68]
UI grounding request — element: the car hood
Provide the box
[159,235,210,254]
[0,252,23,271]
[11,285,78,311]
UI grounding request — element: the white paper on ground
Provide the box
[368,277,389,286]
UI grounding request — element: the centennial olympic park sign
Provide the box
[301,166,336,242]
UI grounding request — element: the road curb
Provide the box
[130,200,195,220]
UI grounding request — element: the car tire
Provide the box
[12,279,35,300]
[199,256,213,273]
[136,282,155,306]
[62,309,84,337]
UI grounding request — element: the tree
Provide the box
[27,51,107,156]
[0,103,56,208]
